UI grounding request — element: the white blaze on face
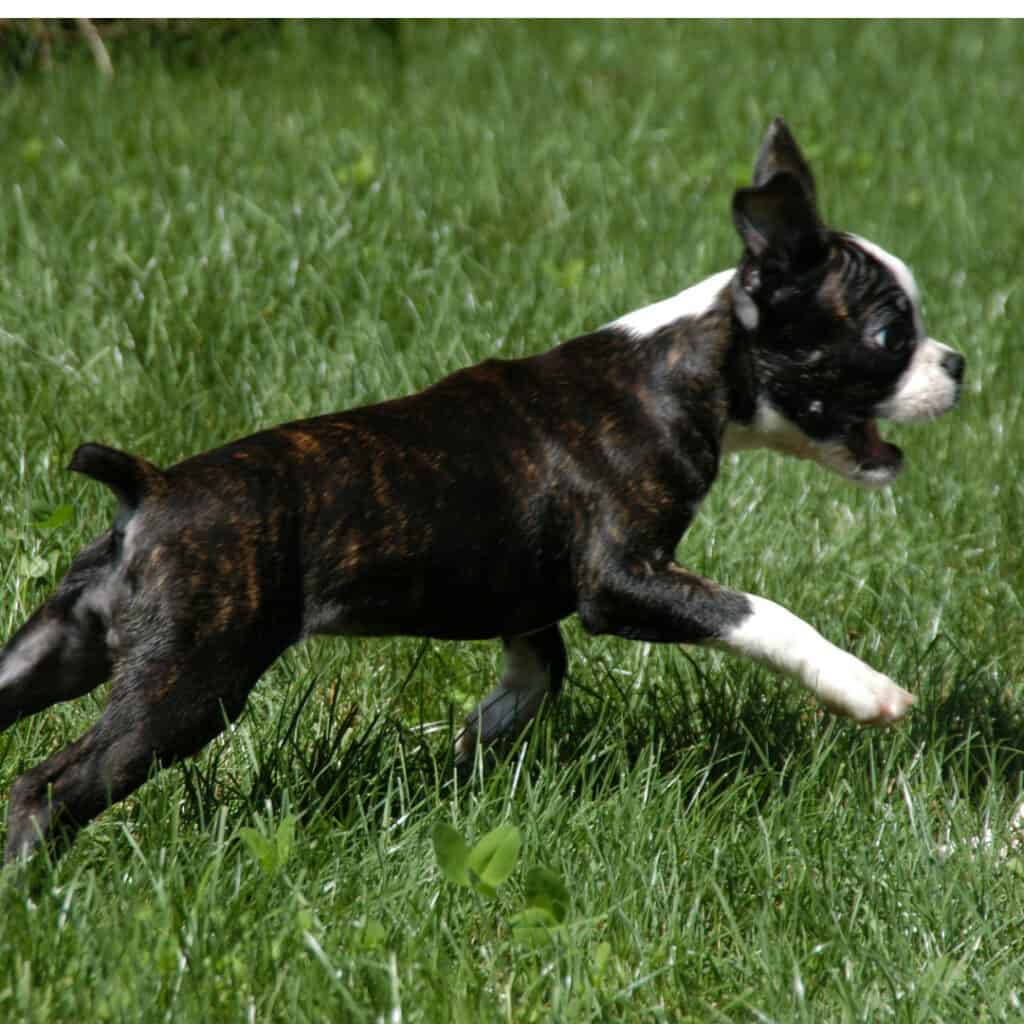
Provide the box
[876,338,962,422]
[848,234,925,336]
[848,235,961,423]
[610,269,735,339]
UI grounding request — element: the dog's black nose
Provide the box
[941,350,966,382]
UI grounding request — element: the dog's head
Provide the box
[725,118,964,487]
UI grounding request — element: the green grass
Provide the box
[2,19,1023,1022]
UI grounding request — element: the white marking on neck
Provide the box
[847,234,924,336]
[610,269,734,339]
[722,402,814,457]
[732,281,759,330]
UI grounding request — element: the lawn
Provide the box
[1,19,1023,1022]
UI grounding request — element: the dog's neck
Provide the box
[609,268,765,452]
[609,268,737,340]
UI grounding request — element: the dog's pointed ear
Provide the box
[732,172,828,266]
[752,117,817,204]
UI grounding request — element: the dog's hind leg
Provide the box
[456,623,566,764]
[0,532,119,733]
[3,654,262,864]
[0,442,170,737]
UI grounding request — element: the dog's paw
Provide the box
[707,594,915,727]
[813,651,914,726]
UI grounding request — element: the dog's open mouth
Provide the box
[847,419,903,481]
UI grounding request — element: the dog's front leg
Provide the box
[707,593,914,724]
[578,559,914,725]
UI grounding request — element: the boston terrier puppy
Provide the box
[0,119,964,862]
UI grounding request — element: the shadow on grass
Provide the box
[917,658,1024,798]
[171,639,1023,848]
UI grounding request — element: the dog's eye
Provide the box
[869,323,910,354]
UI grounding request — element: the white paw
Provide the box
[711,594,915,727]
[812,651,914,726]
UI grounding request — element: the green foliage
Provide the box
[238,812,296,877]
[432,822,570,944]
[0,18,1023,1024]
[431,821,473,887]
[465,823,521,896]
[432,820,525,899]
[33,503,74,531]
[510,867,572,945]
[522,865,571,924]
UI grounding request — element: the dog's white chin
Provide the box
[723,407,904,487]
[843,458,902,489]
[836,420,905,488]
[804,439,903,489]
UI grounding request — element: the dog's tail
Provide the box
[68,443,164,512]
